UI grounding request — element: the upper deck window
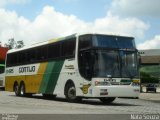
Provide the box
[93,35,136,49]
[79,35,92,51]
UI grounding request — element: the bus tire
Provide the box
[100,97,116,104]
[65,82,81,102]
[14,82,20,96]
[19,82,26,97]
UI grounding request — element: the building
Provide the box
[139,49,160,65]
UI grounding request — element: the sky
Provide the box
[0,0,160,49]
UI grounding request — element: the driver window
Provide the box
[79,51,92,80]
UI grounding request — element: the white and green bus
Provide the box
[5,33,140,103]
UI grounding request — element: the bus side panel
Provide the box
[53,59,84,97]
[5,76,25,92]
[0,73,5,87]
[39,60,64,94]
[25,62,48,93]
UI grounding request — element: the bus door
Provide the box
[79,50,93,96]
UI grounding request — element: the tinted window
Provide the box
[117,37,135,49]
[48,43,61,59]
[93,50,120,78]
[27,48,36,62]
[61,39,76,57]
[79,35,92,51]
[6,37,76,67]
[93,35,135,49]
[7,53,18,66]
[37,46,48,60]
[78,50,93,80]
[93,35,118,48]
[18,51,26,64]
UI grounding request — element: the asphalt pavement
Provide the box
[0,88,160,120]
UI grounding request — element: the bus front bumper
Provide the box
[92,85,140,98]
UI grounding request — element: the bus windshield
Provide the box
[93,50,120,77]
[120,51,139,78]
[78,34,139,79]
[92,50,139,78]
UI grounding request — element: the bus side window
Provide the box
[10,53,18,66]
[18,51,26,64]
[37,46,47,60]
[27,49,36,62]
[61,39,76,58]
[48,43,60,59]
[79,35,92,50]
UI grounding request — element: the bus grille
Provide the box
[111,82,131,85]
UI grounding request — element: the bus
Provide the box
[0,47,8,89]
[5,33,140,103]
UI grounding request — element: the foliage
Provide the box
[16,40,24,49]
[140,65,160,78]
[140,71,159,83]
[4,38,24,49]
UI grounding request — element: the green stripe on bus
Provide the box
[0,64,5,67]
[39,62,55,93]
[39,60,64,94]
[45,60,64,94]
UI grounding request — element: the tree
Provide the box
[140,71,159,83]
[4,38,15,49]
[16,40,24,49]
[4,38,24,49]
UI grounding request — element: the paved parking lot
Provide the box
[0,90,160,115]
[139,87,160,101]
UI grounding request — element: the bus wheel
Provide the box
[19,83,26,97]
[100,97,116,104]
[14,82,20,96]
[65,83,79,102]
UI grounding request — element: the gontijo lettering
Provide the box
[19,66,35,73]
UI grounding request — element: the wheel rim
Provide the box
[68,87,76,100]
[14,85,19,95]
[20,85,24,95]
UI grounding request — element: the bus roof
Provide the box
[7,33,134,54]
